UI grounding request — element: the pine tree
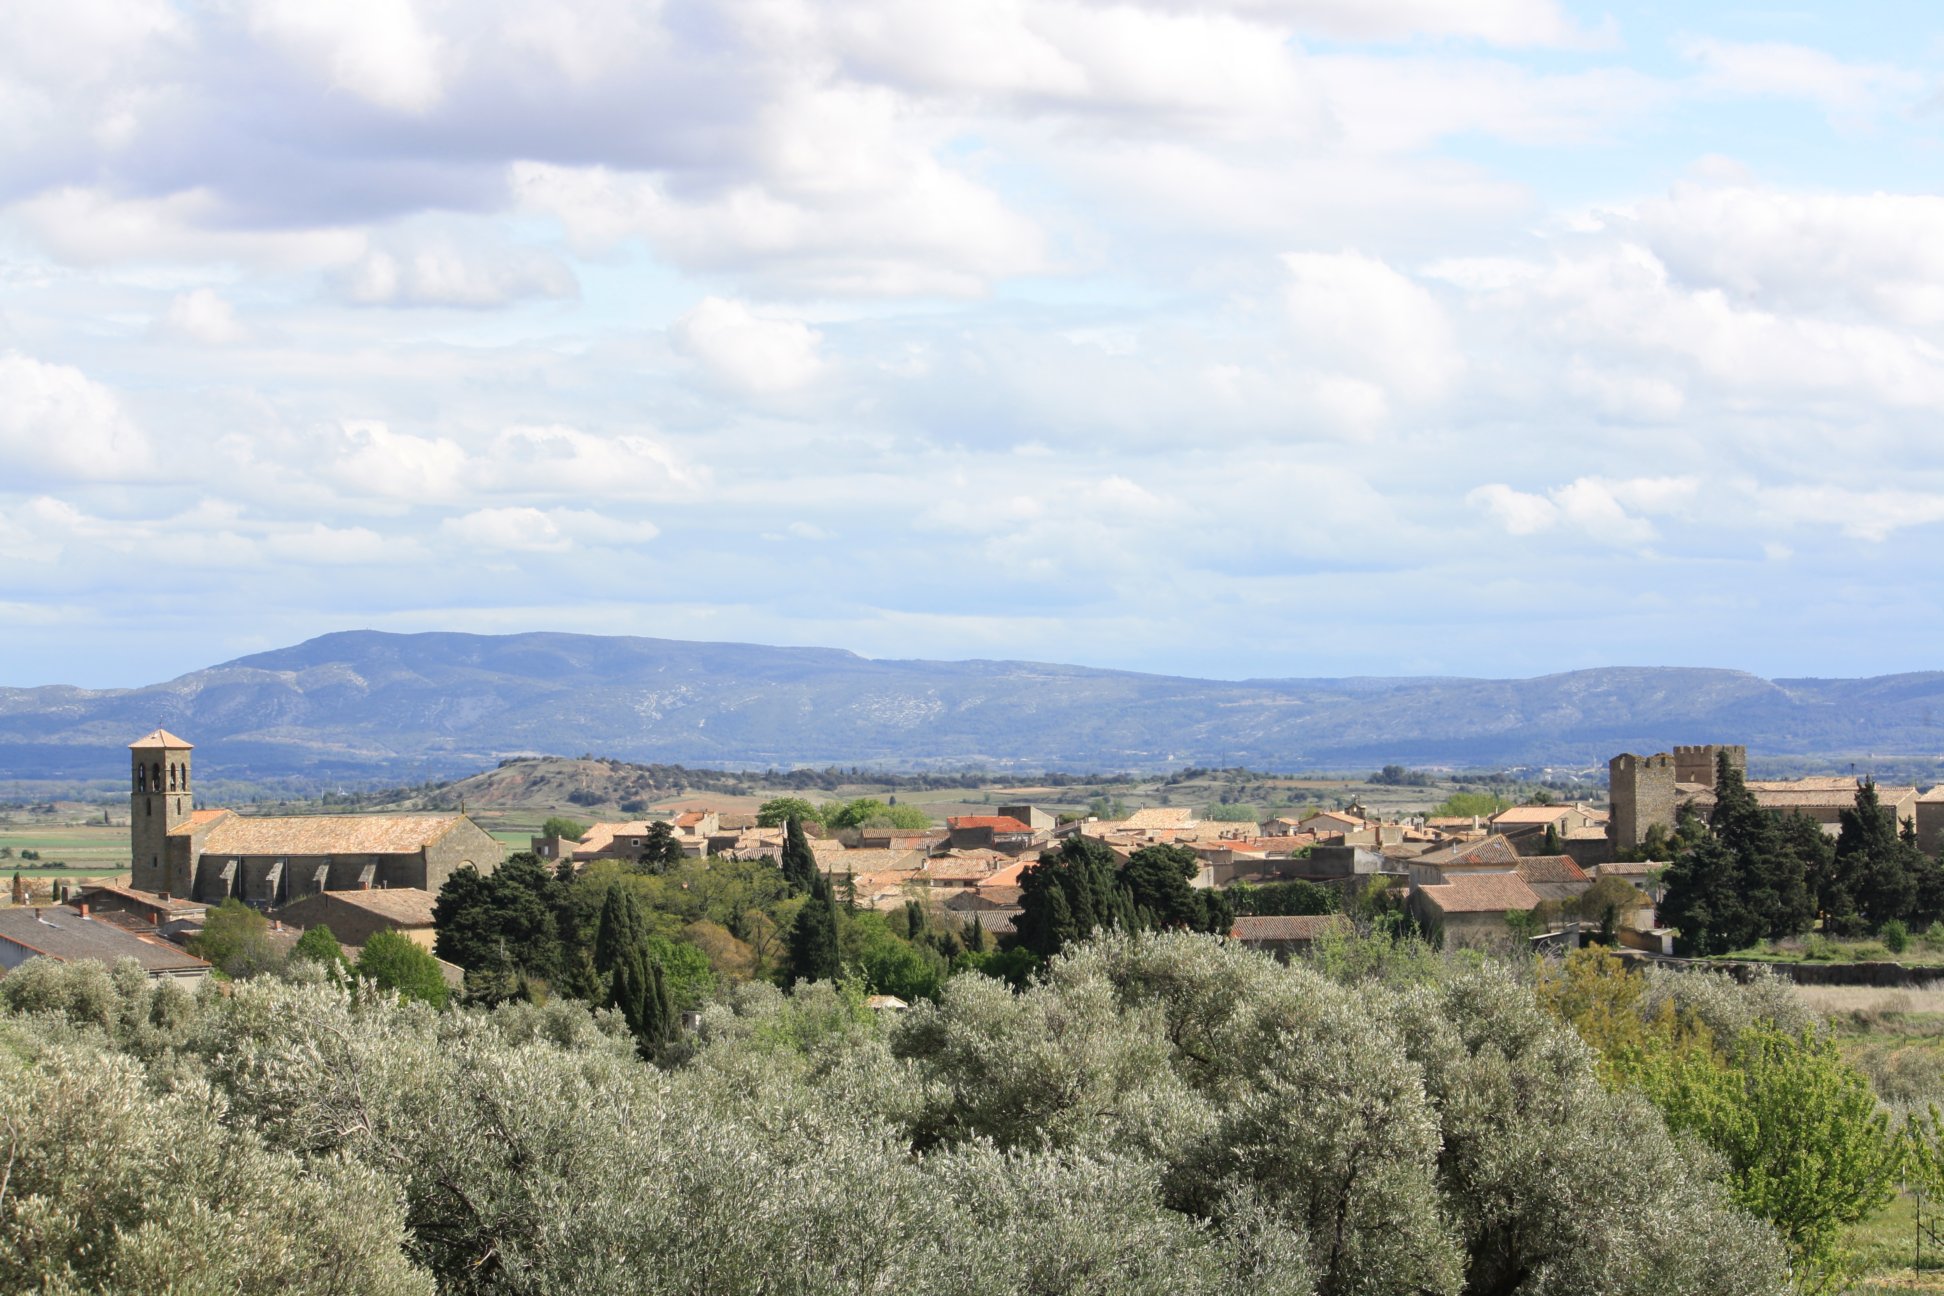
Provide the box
[781,817,818,895]
[1709,753,1808,942]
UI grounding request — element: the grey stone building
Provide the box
[128,730,502,905]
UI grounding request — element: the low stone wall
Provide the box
[1663,958,1944,988]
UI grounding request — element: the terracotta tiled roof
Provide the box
[168,808,233,835]
[1595,860,1664,876]
[674,812,707,828]
[816,849,925,875]
[1120,807,1196,831]
[128,729,193,749]
[1416,835,1522,868]
[191,813,471,857]
[1515,856,1589,885]
[1753,785,1916,810]
[73,883,205,916]
[947,816,1033,833]
[300,887,439,926]
[979,860,1030,889]
[1417,873,1542,915]
[1491,806,1572,825]
[1921,786,1944,804]
[1231,914,1350,943]
[921,858,1004,882]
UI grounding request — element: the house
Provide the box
[1117,807,1199,834]
[916,853,1010,890]
[1229,914,1351,959]
[944,816,1043,855]
[996,804,1056,832]
[69,884,207,939]
[0,903,210,980]
[1294,811,1367,836]
[1919,786,1944,857]
[1411,873,1543,948]
[129,730,502,906]
[274,887,440,950]
[1513,855,1594,907]
[1489,804,1608,839]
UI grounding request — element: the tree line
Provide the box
[1660,753,1943,955]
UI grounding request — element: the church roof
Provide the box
[128,729,193,749]
[187,813,471,857]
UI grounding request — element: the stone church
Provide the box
[128,730,502,905]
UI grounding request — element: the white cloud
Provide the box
[1679,37,1923,118]
[671,297,825,394]
[1468,476,1694,546]
[1632,183,1944,326]
[1281,251,1462,405]
[441,505,658,553]
[339,239,578,308]
[0,353,152,482]
[1467,483,1557,535]
[322,421,469,501]
[155,288,246,344]
[1759,486,1944,543]
[475,425,699,498]
[244,0,449,114]
[8,186,365,268]
[262,523,401,564]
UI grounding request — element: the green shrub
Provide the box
[1803,934,1837,961]
[1882,920,1910,956]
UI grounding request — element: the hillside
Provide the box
[1,630,1941,788]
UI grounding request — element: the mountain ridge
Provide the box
[2,630,1941,787]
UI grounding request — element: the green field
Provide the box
[0,823,131,876]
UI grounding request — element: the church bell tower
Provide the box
[129,730,192,894]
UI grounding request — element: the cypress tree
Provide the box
[1838,781,1915,930]
[781,817,818,895]
[786,875,842,983]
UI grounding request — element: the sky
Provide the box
[3,0,1944,689]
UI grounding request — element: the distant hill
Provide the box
[2,630,1942,789]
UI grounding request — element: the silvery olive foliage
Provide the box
[0,937,1795,1296]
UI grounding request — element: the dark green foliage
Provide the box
[1122,844,1233,934]
[636,821,686,874]
[1662,755,1815,953]
[356,930,449,1008]
[786,876,842,984]
[594,885,676,1053]
[1661,837,1755,956]
[780,817,818,895]
[1230,879,1340,917]
[432,854,565,981]
[1836,780,1922,930]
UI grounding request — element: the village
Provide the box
[7,729,1939,987]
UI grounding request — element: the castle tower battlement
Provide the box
[1608,751,1676,853]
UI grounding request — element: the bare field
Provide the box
[1795,985,1944,1017]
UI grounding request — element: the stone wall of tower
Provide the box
[129,737,193,894]
[1609,752,1677,852]
[1673,744,1747,789]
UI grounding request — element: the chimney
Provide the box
[76,903,90,919]
[159,890,170,901]
[271,919,282,932]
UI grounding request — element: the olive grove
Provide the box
[0,935,1801,1296]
